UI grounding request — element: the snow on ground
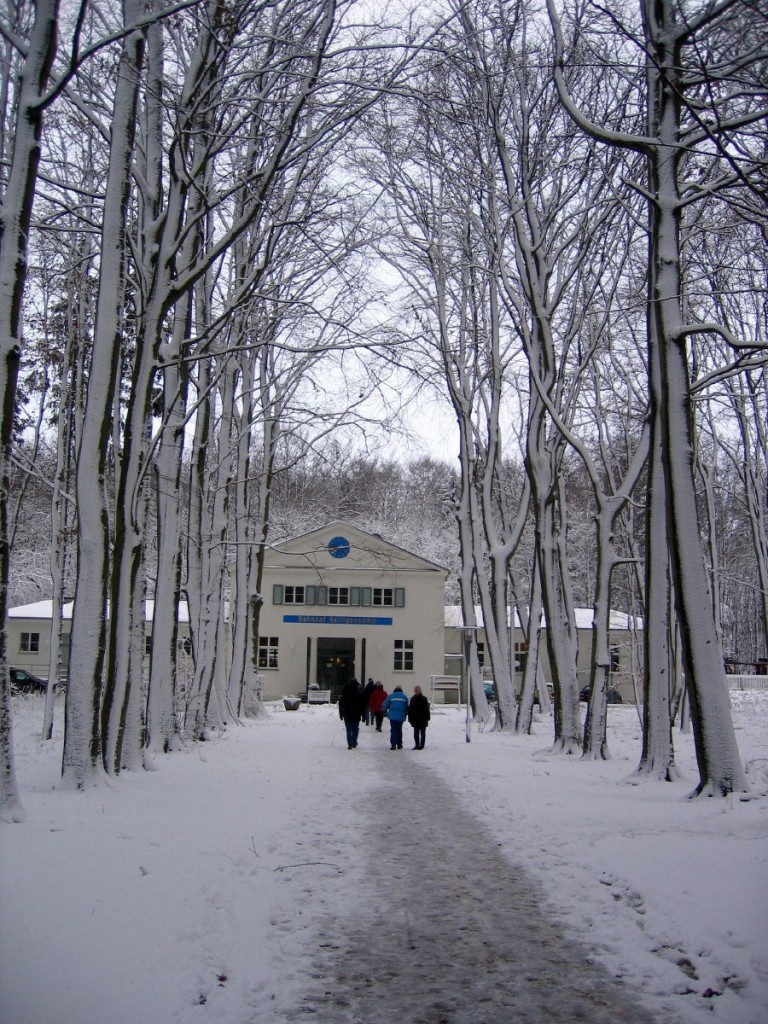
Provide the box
[1,691,766,1024]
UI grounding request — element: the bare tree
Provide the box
[455,1,643,751]
[138,2,421,752]
[548,0,766,794]
[0,0,62,818]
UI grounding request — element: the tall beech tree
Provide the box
[0,0,62,819]
[548,0,766,794]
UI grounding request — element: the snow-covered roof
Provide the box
[8,600,74,619]
[9,599,191,623]
[10,597,639,631]
[144,599,190,623]
[444,605,641,631]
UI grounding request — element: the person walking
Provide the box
[363,677,376,725]
[369,682,387,732]
[408,685,431,749]
[382,685,409,750]
[338,677,365,749]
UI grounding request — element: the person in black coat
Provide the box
[339,677,366,749]
[407,685,431,749]
[363,677,376,725]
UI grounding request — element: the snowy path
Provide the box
[8,697,765,1024]
[276,729,658,1024]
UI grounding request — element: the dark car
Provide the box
[580,686,623,704]
[10,668,49,693]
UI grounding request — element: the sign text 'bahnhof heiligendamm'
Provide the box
[282,614,394,626]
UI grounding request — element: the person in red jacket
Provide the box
[368,682,388,732]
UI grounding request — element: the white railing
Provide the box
[430,674,462,702]
[727,674,768,691]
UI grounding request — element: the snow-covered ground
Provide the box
[1,691,766,1024]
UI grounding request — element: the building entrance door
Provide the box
[317,637,355,700]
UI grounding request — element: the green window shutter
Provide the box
[350,587,361,607]
[316,586,327,605]
[361,587,372,607]
[273,584,283,605]
[394,587,405,608]
[306,586,316,606]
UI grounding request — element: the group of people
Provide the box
[338,677,431,750]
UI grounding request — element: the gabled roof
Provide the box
[266,521,449,574]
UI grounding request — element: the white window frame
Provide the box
[258,636,279,669]
[394,638,414,671]
[20,631,40,653]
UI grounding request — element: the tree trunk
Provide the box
[646,1,746,795]
[636,400,677,781]
[63,3,145,787]
[0,0,59,818]
[145,361,187,756]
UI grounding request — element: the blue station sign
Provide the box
[282,614,393,626]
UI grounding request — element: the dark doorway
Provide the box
[317,637,355,700]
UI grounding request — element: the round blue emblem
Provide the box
[328,535,351,558]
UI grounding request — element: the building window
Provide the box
[610,645,621,673]
[258,636,279,669]
[328,587,349,606]
[20,632,40,653]
[394,638,414,671]
[477,641,485,666]
[284,585,305,605]
[374,588,393,606]
[145,635,152,656]
[514,641,528,674]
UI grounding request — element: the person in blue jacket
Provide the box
[382,685,409,749]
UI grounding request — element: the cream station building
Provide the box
[256,522,449,700]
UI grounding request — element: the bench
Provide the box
[306,688,332,704]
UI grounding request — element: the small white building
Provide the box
[257,522,449,701]
[6,599,192,685]
[443,605,642,701]
[6,598,73,682]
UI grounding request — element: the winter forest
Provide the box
[1,0,766,819]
